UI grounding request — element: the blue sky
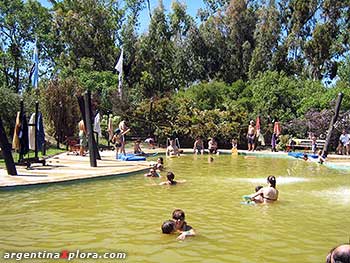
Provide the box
[39,0,205,33]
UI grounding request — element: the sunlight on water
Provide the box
[233,176,311,185]
[312,187,350,204]
[0,154,349,263]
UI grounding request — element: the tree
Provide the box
[51,0,123,72]
[40,77,82,144]
[249,0,280,79]
[0,0,52,92]
[135,1,175,97]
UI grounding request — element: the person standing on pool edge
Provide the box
[118,119,130,155]
[247,120,256,151]
[249,175,279,203]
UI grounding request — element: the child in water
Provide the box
[155,157,164,171]
[144,167,160,177]
[242,185,264,204]
[161,209,195,240]
[159,172,178,185]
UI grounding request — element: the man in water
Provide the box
[326,244,350,263]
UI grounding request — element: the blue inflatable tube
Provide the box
[288,152,318,159]
[117,154,146,161]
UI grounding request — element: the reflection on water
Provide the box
[0,154,350,263]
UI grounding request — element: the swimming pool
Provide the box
[0,154,349,262]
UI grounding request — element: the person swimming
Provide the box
[326,244,350,263]
[144,168,160,177]
[159,172,177,185]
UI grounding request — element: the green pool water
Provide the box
[1,154,350,263]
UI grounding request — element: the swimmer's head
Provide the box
[255,185,263,192]
[267,176,276,188]
[167,172,175,182]
[326,244,350,263]
[158,157,163,164]
[172,209,185,222]
[161,220,176,234]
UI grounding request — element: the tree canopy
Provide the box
[1,0,350,149]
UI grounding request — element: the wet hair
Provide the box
[326,244,350,263]
[158,157,164,164]
[267,176,276,188]
[255,185,263,192]
[161,220,175,234]
[172,209,185,222]
[167,172,175,182]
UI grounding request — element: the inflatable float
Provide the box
[117,152,158,161]
[287,152,318,159]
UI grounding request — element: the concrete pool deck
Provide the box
[1,147,349,189]
[0,150,155,189]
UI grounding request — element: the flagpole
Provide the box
[115,48,123,99]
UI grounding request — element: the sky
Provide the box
[39,0,206,33]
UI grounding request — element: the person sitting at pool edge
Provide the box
[249,175,279,203]
[208,137,218,154]
[134,139,145,155]
[326,244,350,263]
[166,139,182,156]
[193,137,204,154]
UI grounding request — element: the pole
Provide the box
[84,91,97,167]
[0,116,17,175]
[34,101,39,159]
[323,92,343,155]
[149,97,154,136]
[18,100,24,163]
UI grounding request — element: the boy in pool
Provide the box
[144,168,160,177]
[172,209,196,240]
[159,172,186,185]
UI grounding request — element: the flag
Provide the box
[114,49,123,99]
[31,41,39,88]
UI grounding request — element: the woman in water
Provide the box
[249,175,279,203]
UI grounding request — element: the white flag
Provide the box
[115,49,123,98]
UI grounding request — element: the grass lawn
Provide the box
[0,147,66,168]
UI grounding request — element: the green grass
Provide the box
[0,147,66,168]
